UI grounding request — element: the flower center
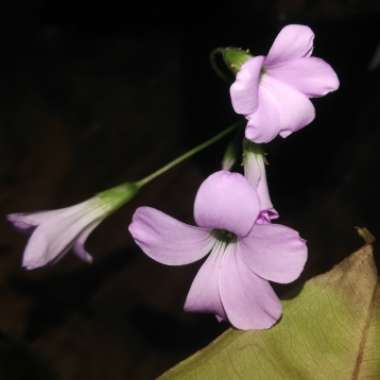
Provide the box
[211,229,237,244]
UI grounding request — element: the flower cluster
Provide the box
[8,24,339,330]
[128,24,337,329]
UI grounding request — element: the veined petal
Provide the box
[267,57,339,97]
[72,219,103,263]
[246,75,315,143]
[21,206,103,270]
[265,24,314,66]
[194,171,260,237]
[7,199,95,230]
[184,242,227,321]
[129,207,214,266]
[7,210,65,230]
[230,56,265,115]
[220,243,282,330]
[239,223,307,284]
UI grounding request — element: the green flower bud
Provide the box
[221,47,252,74]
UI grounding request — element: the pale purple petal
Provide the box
[230,56,265,115]
[7,200,92,231]
[256,209,279,224]
[129,207,214,266]
[7,215,36,231]
[194,171,260,237]
[21,229,48,269]
[220,243,282,330]
[245,86,281,143]
[265,24,314,67]
[246,75,315,143]
[7,210,63,230]
[72,220,103,263]
[184,242,226,321]
[244,151,278,221]
[267,57,339,97]
[21,209,101,270]
[239,223,307,284]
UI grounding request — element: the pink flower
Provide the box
[230,24,340,143]
[129,171,307,330]
[8,183,139,270]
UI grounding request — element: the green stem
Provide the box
[136,121,241,188]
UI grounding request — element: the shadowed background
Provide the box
[0,2,380,379]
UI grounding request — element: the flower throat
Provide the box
[211,229,237,244]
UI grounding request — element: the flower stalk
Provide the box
[136,121,241,188]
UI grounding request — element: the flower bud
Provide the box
[221,47,252,74]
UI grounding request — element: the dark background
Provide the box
[0,1,380,379]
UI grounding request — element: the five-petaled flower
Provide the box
[8,183,138,270]
[129,170,307,330]
[230,24,340,143]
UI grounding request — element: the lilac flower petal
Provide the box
[194,171,260,237]
[184,242,226,321]
[246,75,315,143]
[72,220,103,263]
[267,57,340,97]
[220,244,282,330]
[244,152,277,218]
[245,87,281,143]
[129,207,214,266]
[21,208,100,270]
[265,24,314,67]
[7,210,62,230]
[7,216,35,232]
[256,209,279,224]
[230,56,265,115]
[7,199,93,231]
[239,223,307,284]
[21,229,48,269]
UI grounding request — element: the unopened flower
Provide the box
[243,141,278,223]
[129,171,307,330]
[8,183,139,270]
[229,24,339,143]
[222,141,238,170]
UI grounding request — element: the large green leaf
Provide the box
[160,244,379,379]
